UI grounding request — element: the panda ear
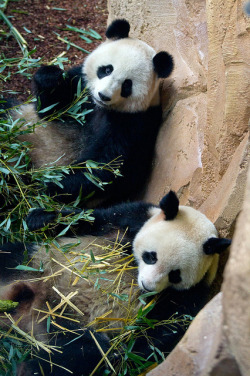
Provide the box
[106,19,130,40]
[153,51,174,78]
[203,238,232,255]
[6,282,35,309]
[159,190,179,220]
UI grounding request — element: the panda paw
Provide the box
[33,65,64,91]
[26,208,58,231]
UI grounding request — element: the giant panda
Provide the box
[0,191,231,375]
[2,19,174,206]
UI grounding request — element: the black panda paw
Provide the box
[16,328,112,376]
[26,208,58,231]
[33,65,64,91]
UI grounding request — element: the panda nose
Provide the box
[98,92,111,102]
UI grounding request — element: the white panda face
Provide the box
[83,38,161,113]
[133,206,219,293]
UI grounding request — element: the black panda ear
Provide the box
[106,19,130,40]
[203,238,232,255]
[153,51,174,78]
[5,282,35,311]
[159,190,179,220]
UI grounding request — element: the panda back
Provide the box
[12,235,140,334]
[10,103,86,168]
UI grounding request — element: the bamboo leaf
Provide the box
[14,265,43,272]
[38,102,59,113]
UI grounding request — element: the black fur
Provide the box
[1,20,174,207]
[0,97,20,112]
[168,269,182,284]
[0,242,219,376]
[142,251,158,265]
[132,279,211,357]
[0,241,213,375]
[121,78,133,98]
[203,238,232,255]
[25,60,164,205]
[17,323,111,376]
[1,193,232,375]
[97,64,113,79]
[0,242,35,281]
[105,19,130,39]
[26,200,154,239]
[33,65,93,118]
[159,190,179,220]
[153,51,174,78]
[49,105,162,204]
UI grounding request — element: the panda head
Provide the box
[133,191,231,293]
[83,19,174,112]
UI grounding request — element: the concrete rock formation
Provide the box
[147,293,241,376]
[222,165,250,376]
[108,0,249,238]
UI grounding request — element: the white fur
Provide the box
[9,37,163,168]
[83,38,161,112]
[0,236,139,336]
[1,207,220,338]
[133,206,219,292]
[10,104,83,168]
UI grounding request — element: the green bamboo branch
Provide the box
[55,32,90,54]
[0,0,9,12]
[0,9,28,55]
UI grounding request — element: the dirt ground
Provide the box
[0,0,108,100]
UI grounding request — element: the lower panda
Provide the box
[0,191,231,375]
[1,19,174,207]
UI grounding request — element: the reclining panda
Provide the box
[2,19,174,206]
[0,191,231,375]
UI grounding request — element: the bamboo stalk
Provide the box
[0,0,9,12]
[0,10,28,55]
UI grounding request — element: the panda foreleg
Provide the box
[0,242,35,281]
[33,65,84,118]
[26,206,94,234]
[26,201,153,240]
[45,157,118,204]
[16,324,112,376]
[131,324,185,361]
[25,207,79,232]
[0,97,21,114]
[44,120,132,204]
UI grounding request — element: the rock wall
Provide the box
[222,165,250,375]
[108,0,250,238]
[147,293,241,376]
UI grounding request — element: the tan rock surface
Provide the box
[199,132,249,237]
[147,293,241,376]
[222,167,250,375]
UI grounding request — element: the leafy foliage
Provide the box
[0,107,122,244]
[0,6,121,374]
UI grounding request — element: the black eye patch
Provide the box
[121,79,132,98]
[168,269,182,284]
[97,65,113,79]
[142,251,157,265]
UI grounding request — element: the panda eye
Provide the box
[121,79,132,98]
[142,251,157,265]
[105,66,112,75]
[168,269,182,284]
[97,65,113,79]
